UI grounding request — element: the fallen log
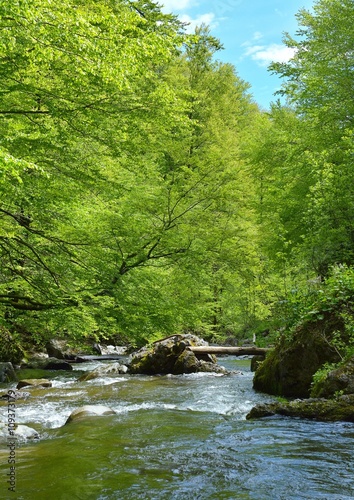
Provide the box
[189,346,270,356]
[71,355,124,363]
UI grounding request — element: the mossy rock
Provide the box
[311,356,354,398]
[253,311,345,398]
[247,394,354,422]
[0,362,17,383]
[130,334,222,375]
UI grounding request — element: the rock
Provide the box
[311,355,354,398]
[250,355,265,372]
[0,421,39,442]
[0,362,17,383]
[130,334,227,375]
[0,390,30,400]
[78,363,129,382]
[13,424,39,441]
[65,405,116,424]
[246,394,354,422]
[253,310,345,398]
[17,378,52,389]
[24,357,73,371]
[46,339,77,360]
[96,344,128,355]
[44,358,73,370]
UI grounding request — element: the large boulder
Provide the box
[65,405,116,424]
[311,355,354,398]
[253,311,345,398]
[24,357,73,371]
[0,362,17,383]
[246,394,354,422]
[46,339,77,360]
[130,334,227,375]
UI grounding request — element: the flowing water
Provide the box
[1,357,354,499]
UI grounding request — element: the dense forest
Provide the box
[1,0,353,360]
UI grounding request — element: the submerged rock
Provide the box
[246,394,354,422]
[0,390,30,400]
[78,363,128,382]
[65,405,116,424]
[0,421,39,442]
[17,378,52,389]
[130,334,228,375]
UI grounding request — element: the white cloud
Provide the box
[245,43,296,66]
[252,31,263,41]
[179,13,217,33]
[160,0,196,12]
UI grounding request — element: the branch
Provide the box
[0,110,50,114]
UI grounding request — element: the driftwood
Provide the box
[72,355,124,363]
[188,346,270,356]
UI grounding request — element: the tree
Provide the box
[0,0,189,341]
[269,0,354,275]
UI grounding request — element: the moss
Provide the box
[247,394,354,422]
[253,311,345,398]
[311,356,354,398]
[16,368,55,380]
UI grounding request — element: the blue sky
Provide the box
[160,0,315,109]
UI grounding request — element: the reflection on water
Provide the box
[1,357,354,499]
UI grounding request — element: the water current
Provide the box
[1,357,354,499]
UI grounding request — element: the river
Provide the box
[1,357,354,499]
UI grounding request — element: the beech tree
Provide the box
[0,4,260,344]
[0,0,189,340]
[269,0,354,276]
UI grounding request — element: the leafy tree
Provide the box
[0,3,262,346]
[269,0,354,275]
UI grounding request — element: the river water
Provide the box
[1,357,354,499]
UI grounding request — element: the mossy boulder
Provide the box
[0,362,17,383]
[311,355,354,398]
[253,311,345,398]
[46,339,77,360]
[130,334,226,375]
[246,394,354,422]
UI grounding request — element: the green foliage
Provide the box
[2,0,352,350]
[312,362,337,388]
[0,3,261,345]
[0,326,24,363]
